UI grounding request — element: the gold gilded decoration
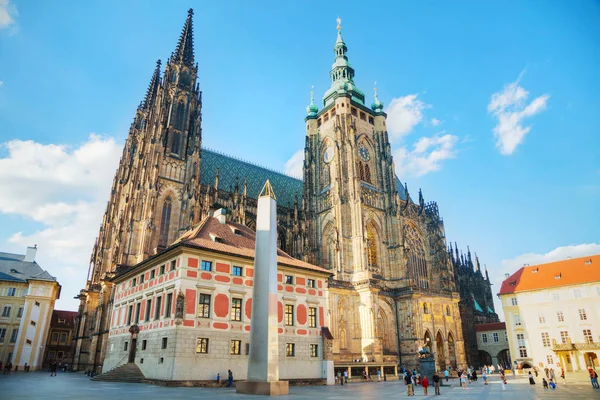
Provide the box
[259,179,277,200]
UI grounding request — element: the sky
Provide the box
[0,0,599,314]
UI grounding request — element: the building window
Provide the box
[57,318,65,324]
[48,351,55,360]
[310,344,318,357]
[538,313,546,324]
[0,328,6,342]
[17,308,23,318]
[160,265,165,275]
[155,296,162,320]
[578,309,587,320]
[201,261,212,271]
[583,329,594,344]
[159,197,172,247]
[573,289,582,299]
[124,341,129,351]
[134,303,141,324]
[245,343,250,355]
[504,332,508,342]
[159,357,164,364]
[541,332,550,347]
[170,260,176,271]
[552,292,559,301]
[196,337,209,354]
[493,332,499,343]
[360,112,366,121]
[145,299,152,322]
[127,305,133,325]
[560,331,570,344]
[285,305,294,326]
[165,293,173,318]
[285,275,293,285]
[232,266,243,276]
[307,279,315,288]
[482,333,488,343]
[286,343,295,357]
[26,339,32,345]
[8,287,16,296]
[142,340,147,350]
[517,333,527,357]
[557,311,564,322]
[198,294,211,318]
[514,314,521,326]
[59,333,67,343]
[231,298,242,321]
[2,306,11,317]
[308,307,317,328]
[132,277,137,287]
[511,297,518,306]
[150,270,155,279]
[162,337,168,349]
[34,301,40,307]
[140,274,145,284]
[51,332,59,343]
[230,340,241,355]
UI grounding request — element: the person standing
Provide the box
[227,369,233,387]
[337,371,343,385]
[405,372,414,397]
[482,371,488,385]
[528,370,535,385]
[550,368,556,382]
[421,375,429,396]
[500,372,506,391]
[377,369,381,382]
[432,372,440,395]
[344,370,348,384]
[444,369,449,382]
[544,367,549,379]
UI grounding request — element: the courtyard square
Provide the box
[1,371,598,400]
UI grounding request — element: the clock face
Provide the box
[359,145,370,161]
[323,146,334,164]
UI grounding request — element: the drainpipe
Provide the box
[394,297,402,368]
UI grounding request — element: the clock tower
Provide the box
[303,20,400,284]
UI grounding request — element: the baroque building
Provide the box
[74,10,470,374]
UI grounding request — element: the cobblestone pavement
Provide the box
[1,371,598,399]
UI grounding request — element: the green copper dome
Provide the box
[306,90,318,118]
[371,91,384,113]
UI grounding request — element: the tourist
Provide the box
[404,372,414,397]
[549,379,556,389]
[421,375,429,395]
[216,372,220,384]
[500,372,506,391]
[560,368,566,384]
[50,361,57,377]
[432,372,440,395]
[542,378,549,389]
[377,369,381,382]
[444,368,449,382]
[544,367,549,379]
[3,362,12,375]
[482,371,488,385]
[337,371,343,385]
[528,370,535,385]
[344,370,348,383]
[589,369,598,388]
[228,369,233,387]
[549,368,556,382]
[472,369,477,382]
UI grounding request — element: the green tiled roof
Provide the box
[200,149,303,208]
[474,298,483,312]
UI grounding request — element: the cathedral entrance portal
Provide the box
[448,333,456,369]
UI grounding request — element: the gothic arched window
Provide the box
[405,223,428,289]
[358,162,365,181]
[321,164,330,190]
[175,101,185,130]
[364,164,371,183]
[171,132,181,155]
[366,223,379,268]
[159,197,172,247]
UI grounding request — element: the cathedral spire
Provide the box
[142,60,162,110]
[171,9,195,66]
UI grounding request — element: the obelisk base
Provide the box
[236,380,289,396]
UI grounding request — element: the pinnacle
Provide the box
[142,59,162,110]
[259,180,277,200]
[171,9,195,66]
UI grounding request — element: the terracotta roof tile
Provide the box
[498,254,600,295]
[178,217,332,275]
[475,322,506,332]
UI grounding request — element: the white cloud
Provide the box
[385,94,430,142]
[431,118,441,126]
[0,134,121,309]
[488,74,550,155]
[0,0,17,30]
[284,149,304,179]
[392,133,458,178]
[0,81,4,87]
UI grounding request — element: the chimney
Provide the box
[504,273,510,279]
[24,245,37,263]
[214,208,228,224]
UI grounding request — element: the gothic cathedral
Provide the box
[73,10,489,373]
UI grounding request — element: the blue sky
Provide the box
[0,0,599,311]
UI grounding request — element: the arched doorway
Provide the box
[448,332,457,368]
[497,349,511,369]
[478,350,492,367]
[585,352,598,368]
[436,331,445,370]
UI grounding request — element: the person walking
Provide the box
[542,378,549,389]
[444,368,449,382]
[550,368,556,383]
[377,369,381,382]
[216,372,220,384]
[337,371,343,385]
[528,370,535,385]
[405,372,414,397]
[544,367,549,379]
[500,372,506,391]
[472,370,477,382]
[50,361,57,377]
[482,371,488,385]
[421,375,429,396]
[589,369,598,389]
[560,368,566,384]
[227,369,233,387]
[344,369,348,384]
[432,372,440,395]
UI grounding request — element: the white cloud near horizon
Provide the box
[0,0,17,30]
[488,73,550,155]
[0,134,121,309]
[284,149,304,178]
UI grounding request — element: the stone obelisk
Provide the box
[237,180,289,395]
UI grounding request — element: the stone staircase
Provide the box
[92,362,146,383]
